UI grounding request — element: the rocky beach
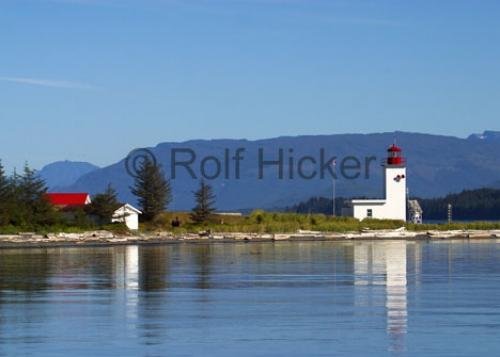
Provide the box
[1,228,499,249]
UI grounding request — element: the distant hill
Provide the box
[58,130,500,210]
[490,180,500,189]
[38,161,99,190]
[468,130,500,141]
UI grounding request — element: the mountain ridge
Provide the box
[45,130,500,210]
[39,161,100,191]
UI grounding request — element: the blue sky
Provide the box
[1,0,499,172]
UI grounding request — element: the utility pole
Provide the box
[332,159,337,217]
[447,203,452,224]
[332,177,336,217]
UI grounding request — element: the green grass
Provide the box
[141,211,500,234]
[2,210,500,235]
[0,222,129,235]
[139,210,480,234]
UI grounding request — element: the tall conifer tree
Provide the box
[191,180,216,223]
[0,161,10,225]
[17,163,55,226]
[86,184,121,223]
[131,158,171,221]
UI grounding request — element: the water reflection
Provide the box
[1,240,500,356]
[111,245,172,345]
[191,245,213,290]
[353,241,408,353]
[384,242,407,353]
[113,246,139,290]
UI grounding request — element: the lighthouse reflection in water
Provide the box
[354,241,408,353]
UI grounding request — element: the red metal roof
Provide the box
[387,144,402,152]
[386,143,405,166]
[46,193,91,207]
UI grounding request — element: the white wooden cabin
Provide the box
[112,204,142,230]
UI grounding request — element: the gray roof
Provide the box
[408,199,422,213]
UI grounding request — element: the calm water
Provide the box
[1,240,499,356]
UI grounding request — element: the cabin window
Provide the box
[367,209,373,218]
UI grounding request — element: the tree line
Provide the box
[286,196,346,216]
[417,188,500,220]
[0,157,217,230]
[0,162,58,227]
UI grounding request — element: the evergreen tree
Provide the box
[131,158,171,221]
[0,161,8,197]
[6,168,22,226]
[0,161,11,225]
[16,163,57,226]
[191,180,216,223]
[86,184,121,223]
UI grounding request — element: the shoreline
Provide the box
[1,228,499,249]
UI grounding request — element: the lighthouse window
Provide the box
[367,209,373,218]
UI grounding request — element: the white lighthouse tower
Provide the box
[346,144,407,221]
[382,144,407,220]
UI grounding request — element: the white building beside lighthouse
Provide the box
[344,144,407,221]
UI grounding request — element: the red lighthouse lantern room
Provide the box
[386,144,405,166]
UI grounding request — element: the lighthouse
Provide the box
[344,144,407,221]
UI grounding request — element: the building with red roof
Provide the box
[46,193,92,208]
